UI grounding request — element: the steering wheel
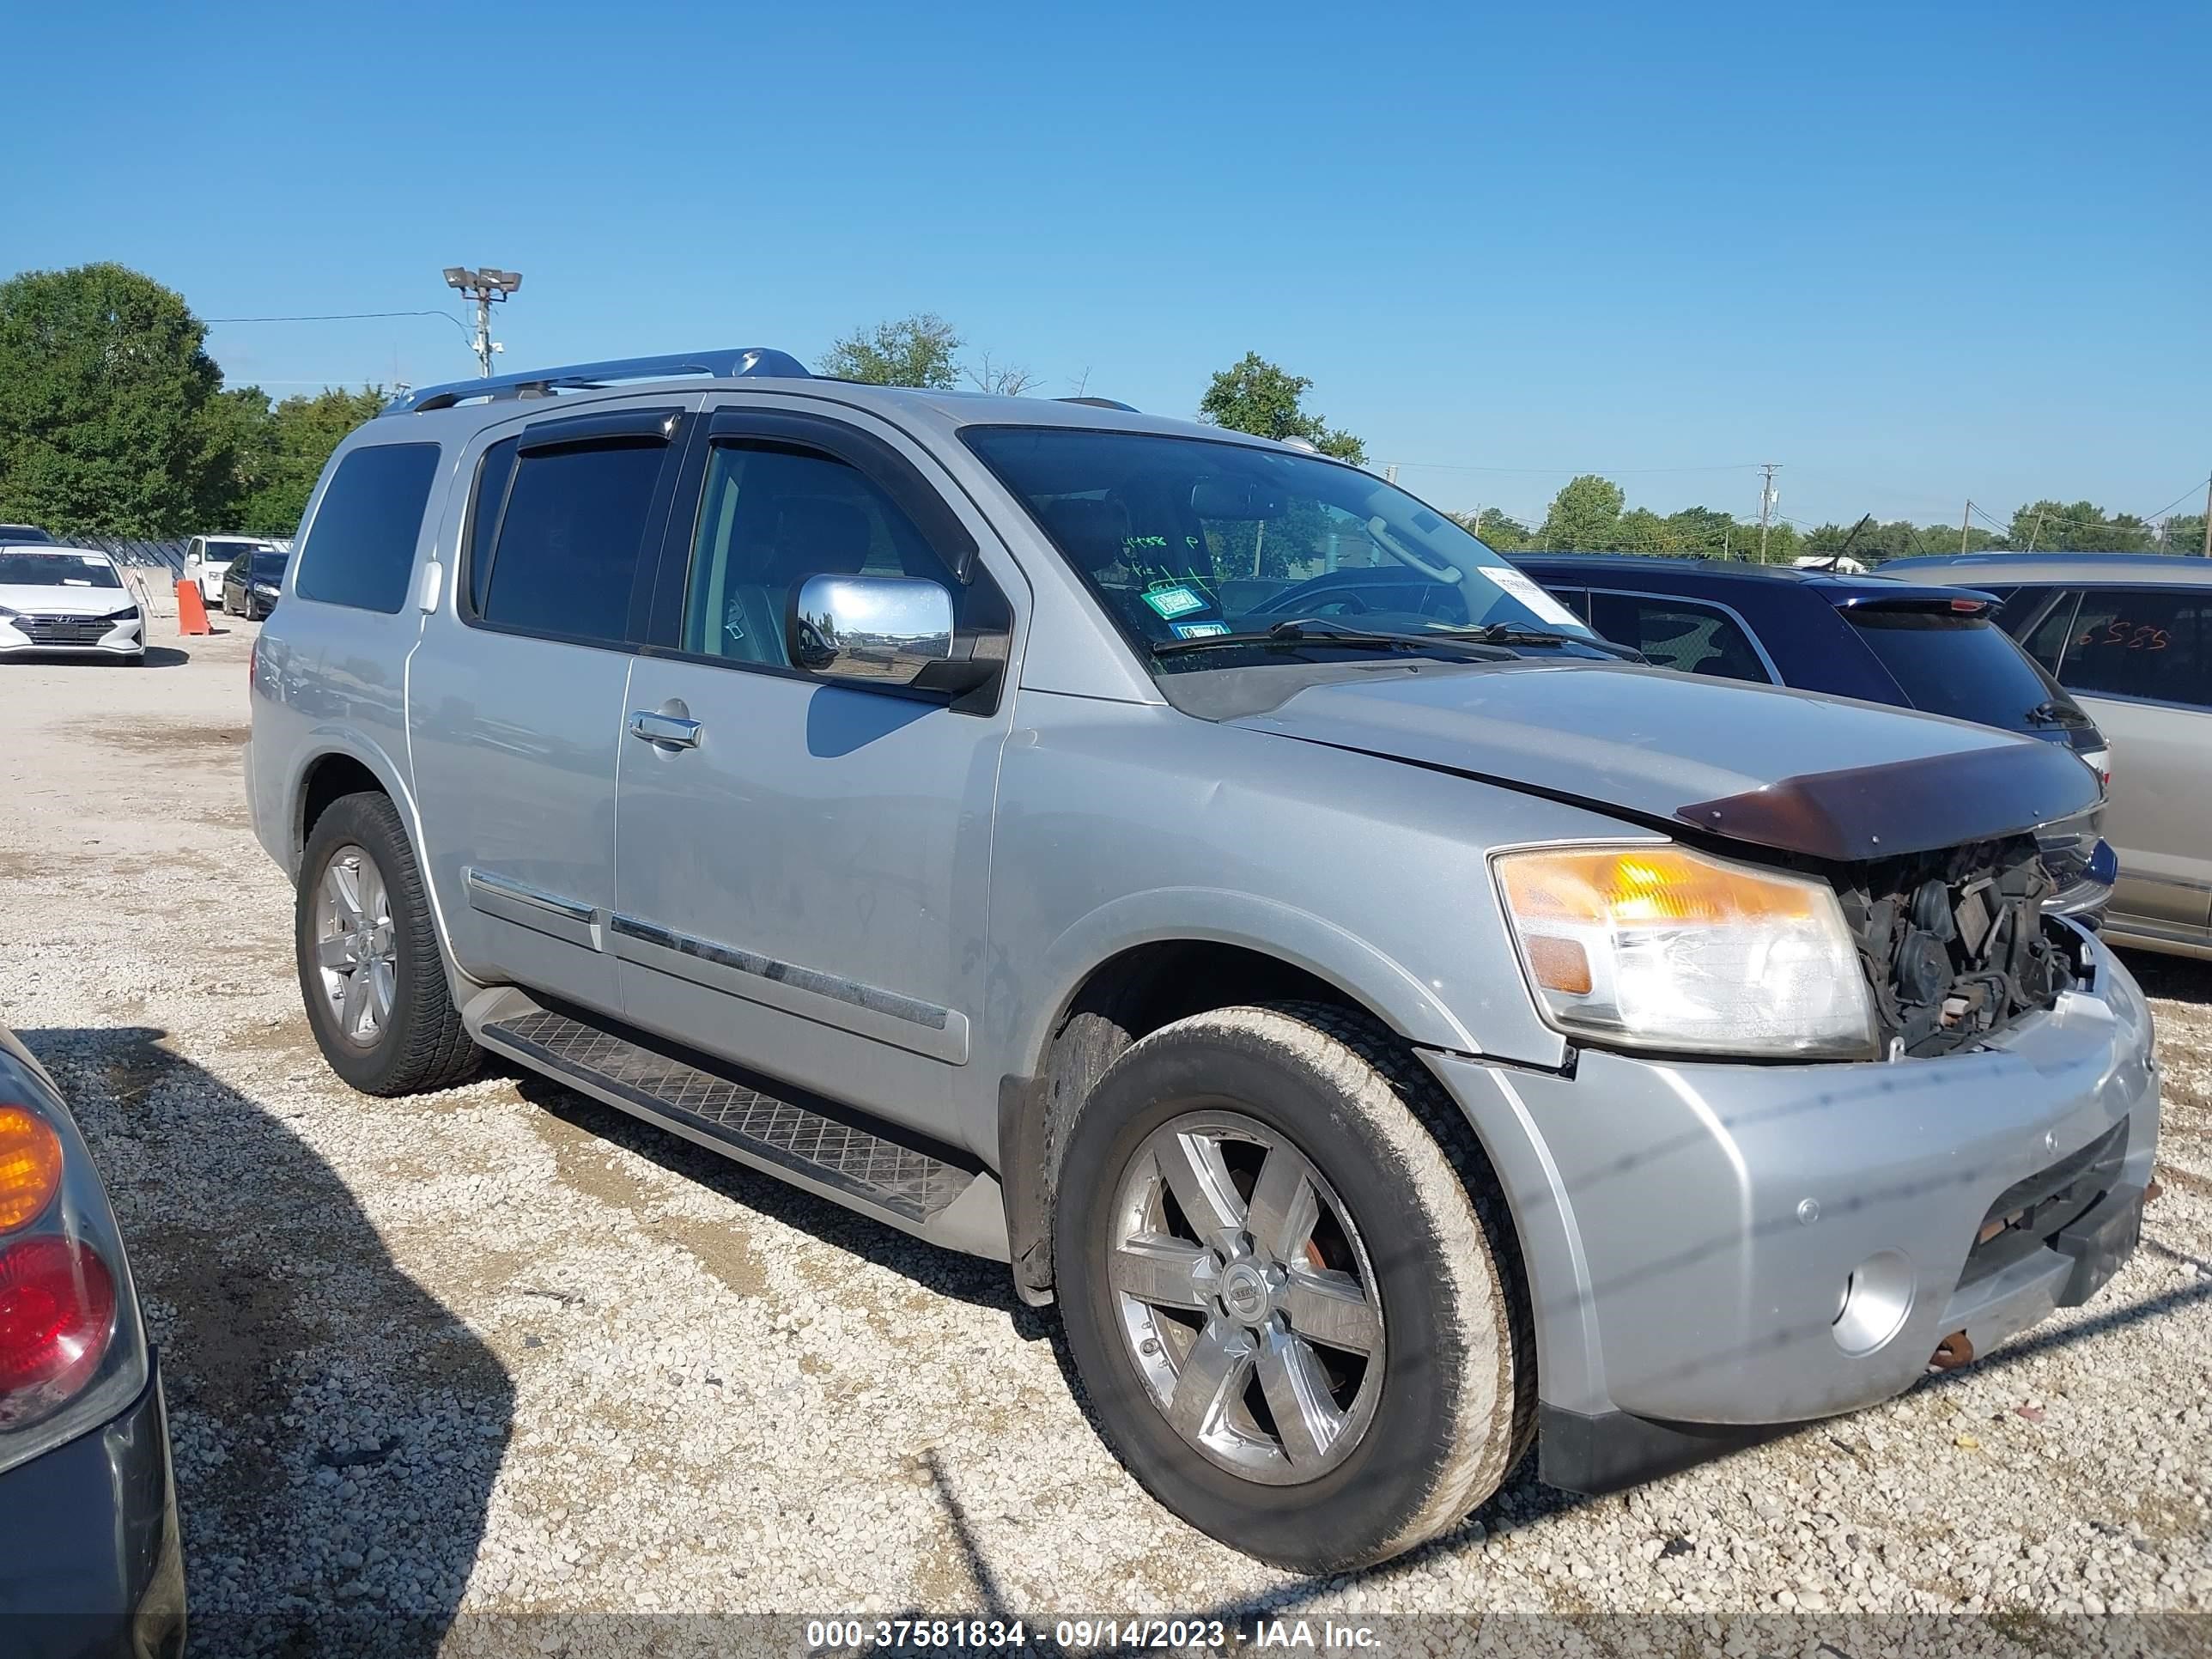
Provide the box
[1260,574,1370,617]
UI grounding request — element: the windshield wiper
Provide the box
[1150,617,1515,660]
[1431,622,1646,662]
[2026,698,2089,728]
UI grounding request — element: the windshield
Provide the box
[1849,608,2082,733]
[0,526,54,544]
[252,551,289,580]
[210,539,264,562]
[0,550,122,589]
[963,427,1595,669]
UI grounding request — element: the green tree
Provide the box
[817,313,963,389]
[1450,507,1532,550]
[1997,499,2153,552]
[1613,506,1668,551]
[0,263,231,535]
[235,387,384,534]
[1536,474,1626,550]
[1198,352,1366,465]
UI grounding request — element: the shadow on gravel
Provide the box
[21,1027,513,1659]
[2119,946,2212,1006]
[507,1066,1593,1611]
[509,1066,1050,1330]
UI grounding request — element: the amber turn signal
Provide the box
[0,1105,64,1233]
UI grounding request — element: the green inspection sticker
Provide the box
[1172,620,1232,639]
[1141,584,1208,620]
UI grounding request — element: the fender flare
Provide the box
[287,730,480,996]
[1010,886,1486,1082]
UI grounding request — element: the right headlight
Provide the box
[1493,842,1877,1060]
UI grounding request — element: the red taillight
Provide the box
[0,1237,115,1423]
[248,635,258,690]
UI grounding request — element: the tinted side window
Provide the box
[2059,587,2212,708]
[477,441,665,644]
[680,441,960,667]
[1586,592,1771,682]
[2011,588,2081,673]
[465,438,521,618]
[295,443,441,614]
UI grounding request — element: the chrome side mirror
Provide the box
[787,574,956,688]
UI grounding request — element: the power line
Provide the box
[206,308,472,337]
[1966,483,2211,539]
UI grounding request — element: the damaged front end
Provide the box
[1836,835,2079,1058]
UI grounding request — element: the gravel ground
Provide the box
[1,631,2208,1655]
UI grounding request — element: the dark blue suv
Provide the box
[1507,554,2114,918]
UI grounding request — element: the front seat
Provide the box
[727,497,873,667]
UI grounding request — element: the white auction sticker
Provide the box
[1486,566,1585,629]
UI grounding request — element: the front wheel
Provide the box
[1053,1003,1534,1571]
[296,791,482,1096]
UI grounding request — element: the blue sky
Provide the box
[5,1,2206,532]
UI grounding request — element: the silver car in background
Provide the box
[1887,552,2212,958]
[246,350,2157,1571]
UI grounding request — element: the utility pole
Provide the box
[1385,463,1399,486]
[1756,463,1779,562]
[442,266,523,376]
[2202,473,2211,557]
[1961,500,1972,555]
[2027,508,2045,552]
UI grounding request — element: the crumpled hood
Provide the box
[1234,661,2104,862]
[0,584,134,617]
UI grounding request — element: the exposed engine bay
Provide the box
[1836,836,2079,1058]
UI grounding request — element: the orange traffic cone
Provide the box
[176,580,212,636]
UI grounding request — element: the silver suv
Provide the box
[1887,552,2212,959]
[246,349,2157,1571]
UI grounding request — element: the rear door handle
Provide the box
[628,710,702,749]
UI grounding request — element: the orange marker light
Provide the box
[0,1106,64,1233]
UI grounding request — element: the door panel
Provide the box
[2051,586,2212,941]
[409,630,631,1008]
[405,408,685,1008]
[613,667,1001,1122]
[2070,694,2212,939]
[613,410,1015,1144]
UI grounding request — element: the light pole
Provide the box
[442,266,523,376]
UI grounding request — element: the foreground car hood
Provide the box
[1234,662,2104,861]
[0,584,131,617]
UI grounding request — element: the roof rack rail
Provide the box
[1057,395,1139,411]
[382,347,810,416]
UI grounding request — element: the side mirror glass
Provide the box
[787,574,955,688]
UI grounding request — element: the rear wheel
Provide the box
[1054,1002,1533,1571]
[296,792,481,1096]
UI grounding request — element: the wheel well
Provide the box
[1065,940,1358,1048]
[1003,940,1390,1302]
[298,754,386,853]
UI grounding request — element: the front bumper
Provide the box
[1426,924,2158,1490]
[0,618,143,658]
[0,1353,186,1658]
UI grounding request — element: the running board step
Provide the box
[479,1006,971,1224]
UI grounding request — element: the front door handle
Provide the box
[628,710,702,749]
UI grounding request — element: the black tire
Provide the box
[296,791,482,1096]
[1054,1002,1534,1572]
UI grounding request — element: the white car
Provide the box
[182,535,277,604]
[0,544,145,663]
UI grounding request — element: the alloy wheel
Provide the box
[1108,1109,1385,1485]
[312,843,397,1047]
